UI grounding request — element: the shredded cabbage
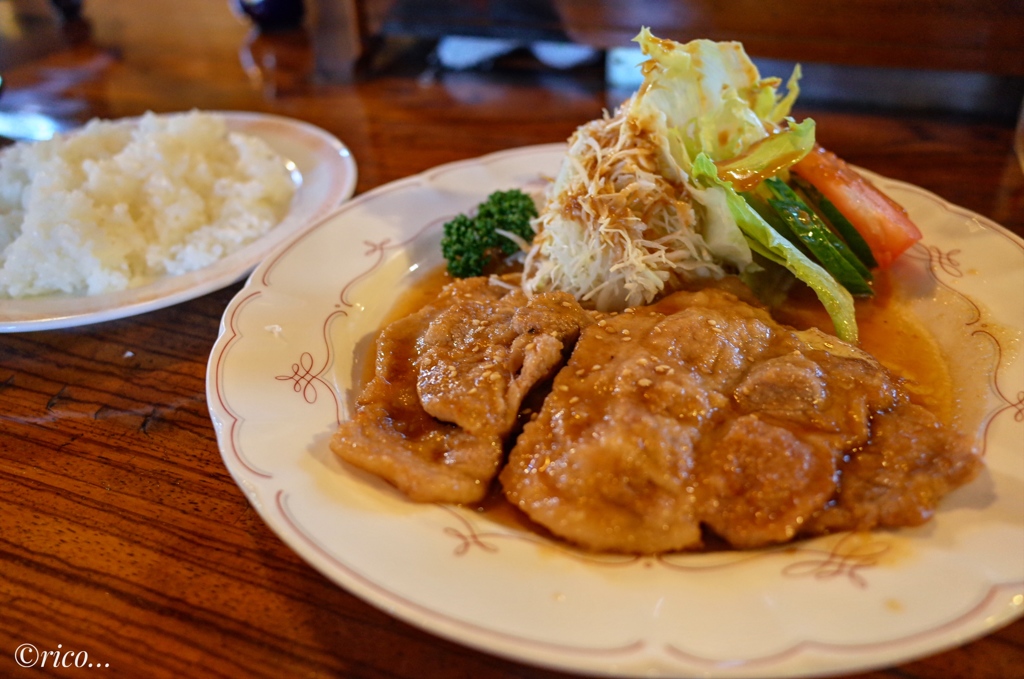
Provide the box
[521,106,726,310]
[523,29,804,311]
[521,28,858,342]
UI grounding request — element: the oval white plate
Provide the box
[207,144,1024,678]
[0,111,357,332]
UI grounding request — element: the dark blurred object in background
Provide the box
[50,0,82,21]
[378,0,567,42]
[234,0,305,31]
[553,0,1024,75]
[1,0,92,71]
[240,25,315,97]
[345,0,1024,121]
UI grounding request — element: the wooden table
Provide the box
[1,2,1022,677]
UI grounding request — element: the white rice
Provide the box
[0,110,296,298]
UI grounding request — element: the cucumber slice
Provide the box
[764,178,874,286]
[768,198,874,296]
[794,179,880,270]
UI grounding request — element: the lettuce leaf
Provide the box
[627,29,858,343]
[691,154,859,343]
[714,118,816,192]
[630,27,805,172]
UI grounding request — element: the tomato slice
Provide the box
[791,145,922,268]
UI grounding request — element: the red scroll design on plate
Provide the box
[657,534,891,588]
[275,309,346,423]
[438,505,886,583]
[778,534,891,588]
[338,238,395,309]
[443,509,500,556]
[275,216,447,425]
[906,241,1024,436]
[439,506,640,567]
[970,324,1024,429]
[338,217,448,309]
[921,243,966,281]
[278,351,327,404]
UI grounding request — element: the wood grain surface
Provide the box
[1,1,1022,678]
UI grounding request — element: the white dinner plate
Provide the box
[0,111,357,332]
[206,144,1024,678]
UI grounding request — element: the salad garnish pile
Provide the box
[442,29,923,344]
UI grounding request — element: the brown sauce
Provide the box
[371,266,963,428]
[382,266,455,326]
[357,266,454,388]
[774,271,956,426]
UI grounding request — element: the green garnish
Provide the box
[761,178,874,296]
[441,189,537,278]
[793,178,879,270]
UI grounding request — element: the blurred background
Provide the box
[354,0,1024,119]
[2,0,1023,121]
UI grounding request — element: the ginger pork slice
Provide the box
[501,287,980,554]
[415,289,593,437]
[331,276,591,504]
